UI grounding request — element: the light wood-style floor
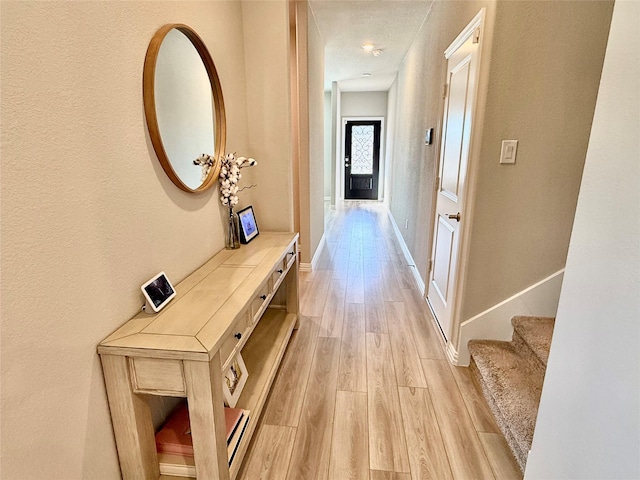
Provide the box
[238,201,522,480]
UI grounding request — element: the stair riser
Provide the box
[511,316,555,368]
[512,329,547,373]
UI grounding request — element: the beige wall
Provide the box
[241,0,293,232]
[295,0,311,263]
[458,0,613,320]
[341,91,388,118]
[294,0,325,264]
[308,5,325,260]
[384,80,398,204]
[330,82,342,205]
[324,91,332,198]
[389,0,613,340]
[526,2,640,475]
[0,1,291,477]
[390,0,493,282]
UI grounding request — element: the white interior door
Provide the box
[427,16,482,341]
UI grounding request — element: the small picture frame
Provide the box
[237,205,259,244]
[222,353,249,407]
[141,271,176,313]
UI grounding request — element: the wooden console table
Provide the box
[98,233,299,480]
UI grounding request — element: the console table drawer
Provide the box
[129,357,186,396]
[220,310,252,367]
[250,282,270,321]
[285,244,297,269]
[271,260,286,291]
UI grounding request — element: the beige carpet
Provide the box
[468,316,555,472]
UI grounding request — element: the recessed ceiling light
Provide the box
[362,73,372,77]
[361,43,374,51]
[372,49,383,57]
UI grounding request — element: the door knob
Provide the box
[447,212,461,222]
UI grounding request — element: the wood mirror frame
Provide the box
[143,24,226,193]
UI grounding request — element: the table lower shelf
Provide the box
[158,307,297,479]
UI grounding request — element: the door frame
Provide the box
[424,8,490,359]
[339,116,385,201]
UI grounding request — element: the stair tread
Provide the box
[512,316,555,366]
[468,339,545,455]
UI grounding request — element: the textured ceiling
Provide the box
[309,0,434,92]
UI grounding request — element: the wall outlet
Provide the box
[405,219,409,229]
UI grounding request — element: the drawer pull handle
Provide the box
[277,269,283,274]
[260,295,267,300]
[234,332,242,340]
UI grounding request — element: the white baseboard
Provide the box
[387,210,426,294]
[300,234,326,273]
[388,209,462,364]
[445,341,459,364]
[312,234,326,271]
[456,269,565,366]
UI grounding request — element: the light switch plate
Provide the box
[500,140,518,164]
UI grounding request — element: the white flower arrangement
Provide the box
[218,153,257,207]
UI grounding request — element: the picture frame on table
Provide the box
[141,271,176,313]
[237,205,259,244]
[222,353,249,408]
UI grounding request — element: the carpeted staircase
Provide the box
[468,316,555,472]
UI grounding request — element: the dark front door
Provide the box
[344,120,381,199]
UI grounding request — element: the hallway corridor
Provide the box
[238,202,522,480]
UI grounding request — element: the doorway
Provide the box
[344,120,381,199]
[426,11,484,341]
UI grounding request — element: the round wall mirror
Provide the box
[143,24,226,192]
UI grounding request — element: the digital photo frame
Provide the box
[141,271,176,313]
[237,205,259,244]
